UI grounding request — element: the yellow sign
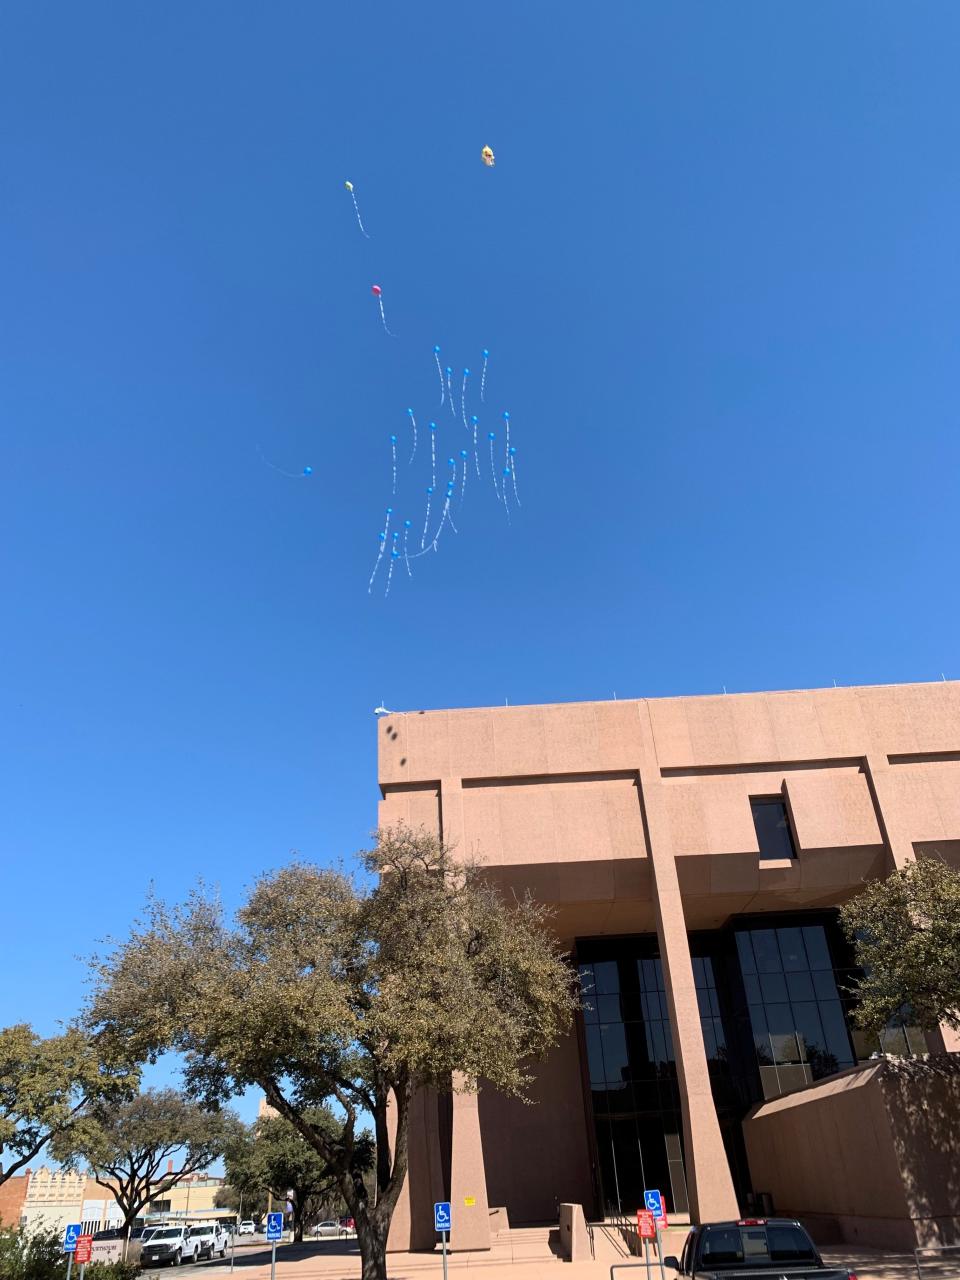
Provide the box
[464,1197,476,1207]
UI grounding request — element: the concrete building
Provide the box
[17,1167,225,1236]
[377,680,960,1251]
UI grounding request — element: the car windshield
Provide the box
[189,1228,209,1237]
[700,1225,818,1268]
[149,1229,183,1241]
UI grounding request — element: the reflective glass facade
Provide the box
[576,911,909,1215]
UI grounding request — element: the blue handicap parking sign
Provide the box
[63,1225,82,1254]
[643,1189,664,1219]
[434,1202,451,1233]
[266,1212,284,1242]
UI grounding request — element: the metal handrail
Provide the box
[914,1243,960,1279]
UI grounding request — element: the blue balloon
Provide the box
[404,519,412,528]
[464,368,470,376]
[379,532,386,541]
[488,431,496,440]
[429,421,437,431]
[482,348,489,357]
[426,486,434,494]
[407,407,414,415]
[509,446,516,455]
[446,366,452,374]
[503,410,510,420]
[386,507,393,514]
[460,449,468,458]
[503,468,511,477]
[390,434,397,443]
[391,550,399,559]
[392,530,399,538]
[471,414,478,423]
[433,345,440,353]
[303,466,313,475]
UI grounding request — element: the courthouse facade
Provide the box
[378,681,960,1249]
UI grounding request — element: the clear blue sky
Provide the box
[2,3,959,1121]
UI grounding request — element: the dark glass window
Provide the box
[750,798,797,861]
[735,920,855,1097]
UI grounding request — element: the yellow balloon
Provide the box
[481,146,495,167]
[345,180,354,191]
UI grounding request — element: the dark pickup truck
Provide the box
[663,1219,857,1280]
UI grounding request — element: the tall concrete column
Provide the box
[862,754,915,870]
[637,709,739,1222]
[449,1076,491,1250]
[386,1086,445,1252]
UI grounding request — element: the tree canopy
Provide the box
[225,1109,373,1241]
[53,1088,242,1229]
[841,856,960,1036]
[0,1024,136,1186]
[88,825,577,1280]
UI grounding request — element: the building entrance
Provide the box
[578,945,689,1217]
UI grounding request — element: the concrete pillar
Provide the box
[449,1077,491,1250]
[636,707,739,1223]
[862,753,915,870]
[387,1086,445,1252]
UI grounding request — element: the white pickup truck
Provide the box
[187,1223,229,1260]
[140,1225,202,1267]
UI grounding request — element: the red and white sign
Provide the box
[637,1210,656,1240]
[74,1236,93,1265]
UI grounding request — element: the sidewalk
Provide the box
[209,1234,959,1280]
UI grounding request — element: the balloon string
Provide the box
[511,456,522,507]
[351,190,370,238]
[435,352,445,405]
[446,371,456,418]
[378,296,396,337]
[430,431,437,488]
[480,354,489,403]
[461,374,469,432]
[421,496,432,550]
[459,454,468,508]
[407,410,417,464]
[391,440,397,495]
[473,420,480,478]
[256,444,311,479]
[368,511,392,593]
[489,437,501,498]
[403,526,413,577]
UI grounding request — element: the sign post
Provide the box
[434,1201,452,1280]
[637,1210,656,1280]
[643,1191,668,1280]
[267,1211,283,1280]
[63,1222,82,1280]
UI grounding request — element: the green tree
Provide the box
[0,1025,136,1186]
[225,1110,373,1242]
[841,856,960,1035]
[53,1088,242,1233]
[87,826,577,1280]
[213,1185,268,1220]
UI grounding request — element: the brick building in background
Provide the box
[378,681,960,1252]
[0,1171,30,1227]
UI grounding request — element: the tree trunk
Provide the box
[355,1213,389,1280]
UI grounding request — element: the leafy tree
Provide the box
[0,1026,136,1186]
[53,1088,242,1231]
[841,856,960,1035]
[213,1185,268,1220]
[87,826,577,1280]
[225,1110,373,1241]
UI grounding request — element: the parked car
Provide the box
[238,1220,256,1236]
[187,1224,229,1260]
[339,1218,355,1233]
[313,1221,339,1237]
[664,1220,857,1279]
[140,1224,201,1267]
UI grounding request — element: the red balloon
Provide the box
[371,284,382,296]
